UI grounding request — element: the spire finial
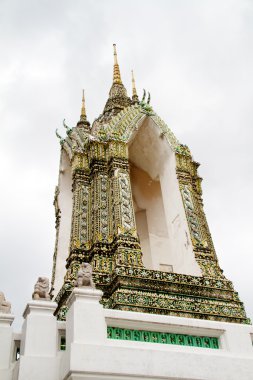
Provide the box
[131,70,139,103]
[101,44,131,118]
[77,89,90,128]
[81,89,87,120]
[113,44,122,85]
[131,70,137,96]
[113,44,118,64]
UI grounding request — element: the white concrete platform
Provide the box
[1,290,252,380]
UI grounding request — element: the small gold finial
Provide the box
[113,44,122,85]
[131,70,139,103]
[113,44,118,64]
[131,70,137,97]
[78,89,90,128]
[81,89,87,120]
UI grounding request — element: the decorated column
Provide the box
[108,141,143,268]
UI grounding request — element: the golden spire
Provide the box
[131,70,139,103]
[81,89,87,120]
[78,89,90,128]
[131,70,137,96]
[113,44,122,85]
[103,44,131,116]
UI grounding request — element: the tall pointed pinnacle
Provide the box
[77,89,90,128]
[81,89,87,120]
[131,70,139,103]
[113,44,122,85]
[102,44,131,117]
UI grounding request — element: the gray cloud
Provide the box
[0,0,252,328]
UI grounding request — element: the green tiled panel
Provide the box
[107,326,219,349]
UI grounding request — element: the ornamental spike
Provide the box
[113,44,122,85]
[80,89,87,121]
[63,119,72,135]
[77,89,90,128]
[131,70,137,96]
[55,129,64,145]
[147,92,151,104]
[141,89,146,102]
[55,128,62,140]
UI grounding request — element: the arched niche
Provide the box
[128,117,201,276]
[53,149,73,297]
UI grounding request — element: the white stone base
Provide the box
[63,346,253,380]
[0,313,15,380]
[60,308,253,380]
[18,300,58,380]
[3,292,253,380]
[66,287,106,345]
[61,290,253,380]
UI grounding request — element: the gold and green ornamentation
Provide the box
[53,85,249,324]
[104,288,246,323]
[50,186,61,292]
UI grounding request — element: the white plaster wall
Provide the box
[160,149,201,275]
[131,165,170,270]
[64,343,253,380]
[18,301,59,380]
[0,314,15,380]
[61,300,253,380]
[135,210,153,268]
[129,118,201,276]
[53,150,73,298]
[104,308,253,355]
[4,294,253,380]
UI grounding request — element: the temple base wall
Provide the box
[1,291,253,380]
[0,313,15,380]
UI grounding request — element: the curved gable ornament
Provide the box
[57,105,191,161]
[93,104,191,158]
[59,126,92,161]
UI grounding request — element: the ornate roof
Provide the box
[92,44,132,129]
[56,45,192,160]
[59,102,191,160]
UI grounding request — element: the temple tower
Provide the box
[51,45,248,325]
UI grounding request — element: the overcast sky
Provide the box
[0,0,252,329]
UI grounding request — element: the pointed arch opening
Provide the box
[128,117,201,276]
